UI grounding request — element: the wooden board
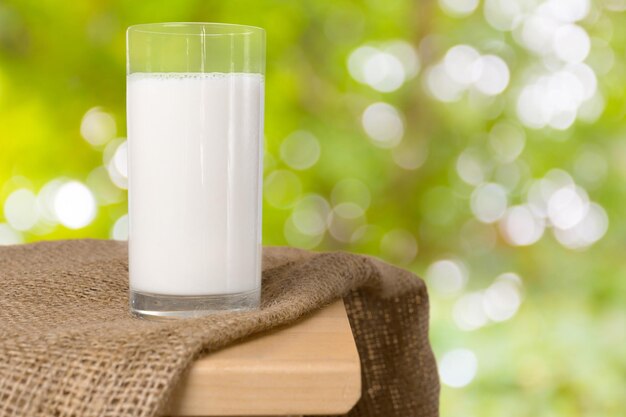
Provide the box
[165,300,361,416]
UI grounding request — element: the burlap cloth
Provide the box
[0,239,439,417]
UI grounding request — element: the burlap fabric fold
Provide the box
[0,239,439,417]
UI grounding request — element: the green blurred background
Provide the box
[1,0,624,415]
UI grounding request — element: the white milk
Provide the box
[127,73,263,296]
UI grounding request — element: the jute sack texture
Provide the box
[0,239,439,417]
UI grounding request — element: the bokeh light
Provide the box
[37,180,64,223]
[424,63,465,102]
[444,45,481,86]
[284,214,325,249]
[292,194,330,236]
[334,202,364,219]
[53,181,97,229]
[86,167,124,205]
[280,131,321,170]
[521,168,608,250]
[385,41,420,79]
[500,205,545,246]
[0,224,23,245]
[363,51,405,93]
[484,0,527,31]
[470,183,508,224]
[553,24,590,63]
[546,0,590,23]
[439,0,479,17]
[526,169,574,218]
[473,55,510,95]
[427,46,509,100]
[509,0,599,133]
[482,273,523,322]
[520,13,560,55]
[348,41,419,92]
[426,259,468,297]
[457,148,487,186]
[80,107,117,147]
[107,140,128,189]
[111,214,128,240]
[327,205,366,243]
[439,348,478,388]
[453,272,523,329]
[553,202,608,249]
[516,66,597,130]
[361,102,404,148]
[348,46,378,84]
[3,189,39,231]
[112,141,128,178]
[453,292,488,331]
[547,185,589,230]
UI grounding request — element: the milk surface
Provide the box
[127,72,263,295]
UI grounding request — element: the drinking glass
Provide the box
[126,23,265,318]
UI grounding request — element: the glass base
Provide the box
[130,288,260,319]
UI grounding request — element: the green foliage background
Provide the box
[0,1,624,416]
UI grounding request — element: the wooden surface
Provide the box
[165,300,361,416]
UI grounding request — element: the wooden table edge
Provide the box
[166,299,361,416]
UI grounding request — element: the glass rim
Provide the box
[127,22,265,36]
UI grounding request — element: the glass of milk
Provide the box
[126,23,265,318]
